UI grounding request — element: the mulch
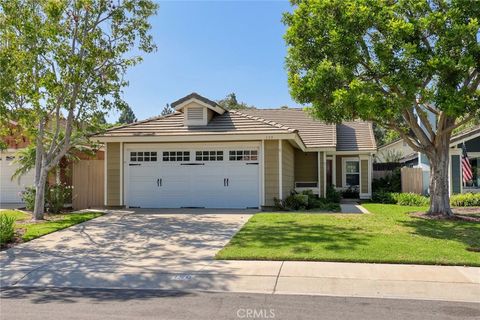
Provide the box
[410,207,480,222]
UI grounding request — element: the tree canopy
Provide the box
[283,0,480,215]
[118,105,137,124]
[217,93,254,110]
[0,0,157,219]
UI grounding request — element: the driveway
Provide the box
[1,209,261,291]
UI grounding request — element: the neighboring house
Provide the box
[0,120,104,207]
[377,125,480,194]
[93,93,376,209]
[0,120,34,203]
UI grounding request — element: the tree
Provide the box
[0,0,157,219]
[161,103,174,116]
[217,93,253,110]
[283,0,480,216]
[118,105,137,124]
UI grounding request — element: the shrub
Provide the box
[450,193,480,207]
[395,193,429,206]
[371,191,398,204]
[0,214,16,246]
[20,186,36,211]
[274,190,340,211]
[46,184,72,214]
[326,186,341,203]
[372,168,401,193]
[342,186,359,199]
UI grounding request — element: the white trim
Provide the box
[342,157,360,188]
[104,142,108,206]
[323,153,327,198]
[261,140,265,206]
[95,133,299,144]
[278,140,283,200]
[317,152,321,196]
[332,154,336,188]
[120,142,123,206]
[174,97,226,115]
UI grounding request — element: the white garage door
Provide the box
[0,152,35,203]
[125,144,260,208]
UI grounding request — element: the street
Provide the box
[1,287,479,320]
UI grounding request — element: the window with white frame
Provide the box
[195,151,223,161]
[130,152,157,162]
[229,150,258,161]
[343,158,360,187]
[162,151,190,162]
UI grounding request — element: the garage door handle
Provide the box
[224,178,226,187]
[227,178,229,186]
[157,178,159,187]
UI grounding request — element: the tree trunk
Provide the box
[426,135,453,216]
[33,169,48,220]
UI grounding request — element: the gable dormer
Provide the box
[171,93,226,126]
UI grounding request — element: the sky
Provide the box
[110,0,298,122]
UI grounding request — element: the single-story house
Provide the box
[93,93,376,209]
[377,125,480,194]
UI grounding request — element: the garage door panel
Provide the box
[125,145,260,209]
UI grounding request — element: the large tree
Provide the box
[284,0,480,216]
[118,105,137,124]
[217,92,254,110]
[0,0,157,219]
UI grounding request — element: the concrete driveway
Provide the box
[0,209,268,292]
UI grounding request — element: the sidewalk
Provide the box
[3,256,479,303]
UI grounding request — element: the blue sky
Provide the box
[111,1,298,121]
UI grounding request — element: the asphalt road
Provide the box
[1,287,479,320]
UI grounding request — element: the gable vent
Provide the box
[187,107,204,121]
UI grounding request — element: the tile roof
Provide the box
[240,109,336,148]
[97,111,295,137]
[336,121,377,151]
[97,107,376,151]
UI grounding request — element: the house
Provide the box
[93,93,376,209]
[377,125,480,194]
[0,120,104,207]
[0,120,34,203]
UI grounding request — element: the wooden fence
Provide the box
[401,167,423,194]
[72,160,104,210]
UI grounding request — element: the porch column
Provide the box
[359,154,371,199]
[318,151,325,197]
[278,140,283,199]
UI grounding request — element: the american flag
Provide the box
[462,142,473,182]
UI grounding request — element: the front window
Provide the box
[345,160,360,186]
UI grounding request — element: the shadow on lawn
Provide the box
[400,216,480,249]
[229,220,372,253]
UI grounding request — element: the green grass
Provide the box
[216,204,480,266]
[0,210,103,242]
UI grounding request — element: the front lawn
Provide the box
[0,210,104,245]
[216,204,480,266]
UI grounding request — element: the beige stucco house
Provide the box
[93,93,377,209]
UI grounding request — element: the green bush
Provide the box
[20,186,36,211]
[326,186,341,203]
[46,184,72,214]
[372,168,401,193]
[371,191,398,204]
[395,193,429,206]
[450,193,480,207]
[274,190,340,211]
[0,214,16,246]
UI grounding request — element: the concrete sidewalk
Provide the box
[2,255,478,303]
